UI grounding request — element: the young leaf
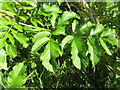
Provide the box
[6,44,17,60]
[0,49,7,70]
[31,37,49,53]
[99,38,112,55]
[71,40,81,70]
[12,30,29,48]
[7,62,27,88]
[32,31,50,43]
[61,35,73,50]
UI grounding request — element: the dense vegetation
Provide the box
[0,1,120,88]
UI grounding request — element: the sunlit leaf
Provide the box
[0,49,7,70]
[12,30,29,48]
[87,38,100,67]
[99,38,112,55]
[32,31,50,43]
[90,24,104,36]
[6,44,17,59]
[7,62,27,88]
[40,38,61,72]
[71,40,81,70]
[61,35,73,50]
[31,37,49,53]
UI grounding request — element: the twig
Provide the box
[66,0,71,11]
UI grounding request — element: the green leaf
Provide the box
[100,29,119,47]
[52,26,66,35]
[0,72,5,87]
[7,33,15,46]
[32,31,50,43]
[12,30,29,48]
[0,32,6,38]
[90,24,104,36]
[6,44,17,60]
[0,9,16,16]
[99,38,112,55]
[0,49,7,70]
[105,38,119,47]
[14,24,23,32]
[43,3,61,13]
[58,11,80,25]
[61,11,79,22]
[61,35,73,50]
[31,37,49,53]
[87,38,100,67]
[71,40,81,70]
[51,13,58,28]
[7,62,27,88]
[40,38,61,72]
[72,19,78,32]
[0,36,6,49]
[79,19,93,34]
[100,29,116,38]
[21,6,35,10]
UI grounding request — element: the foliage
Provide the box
[0,1,120,88]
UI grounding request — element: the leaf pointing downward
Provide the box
[0,49,7,70]
[87,38,100,68]
[40,38,61,72]
[99,38,112,55]
[71,40,81,70]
